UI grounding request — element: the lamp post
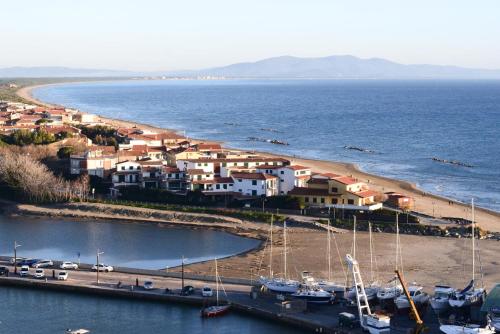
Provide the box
[96,249,104,285]
[14,241,21,274]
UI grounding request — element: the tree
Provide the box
[57,146,75,159]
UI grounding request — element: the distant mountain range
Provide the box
[2,56,500,79]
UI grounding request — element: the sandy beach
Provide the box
[16,83,500,232]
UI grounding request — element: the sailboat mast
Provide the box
[215,258,219,306]
[472,199,475,283]
[283,220,287,280]
[270,215,273,278]
[353,216,357,260]
[395,213,399,271]
[327,219,332,281]
[369,222,374,283]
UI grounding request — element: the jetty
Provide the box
[431,157,474,168]
[343,146,375,153]
[248,136,289,145]
[0,260,443,333]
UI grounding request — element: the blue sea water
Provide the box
[33,80,500,211]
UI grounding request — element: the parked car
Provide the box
[143,280,154,290]
[33,260,54,268]
[19,259,41,267]
[202,286,213,297]
[19,265,30,277]
[60,262,78,270]
[91,264,114,272]
[58,271,68,281]
[180,285,195,296]
[34,268,45,279]
[0,266,9,276]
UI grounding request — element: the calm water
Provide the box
[0,215,259,269]
[34,80,500,211]
[0,287,303,333]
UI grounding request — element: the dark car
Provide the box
[19,259,41,267]
[180,285,195,296]
[0,266,9,276]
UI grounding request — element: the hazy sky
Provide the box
[2,0,500,71]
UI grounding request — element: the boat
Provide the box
[440,324,495,334]
[260,219,299,294]
[449,199,486,309]
[292,286,334,304]
[394,284,430,312]
[430,285,456,313]
[377,214,403,307]
[488,307,500,332]
[200,258,230,318]
[65,330,90,334]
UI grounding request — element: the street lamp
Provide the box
[96,249,104,285]
[14,241,22,274]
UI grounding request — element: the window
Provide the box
[280,179,284,182]
[222,163,226,167]
[223,184,227,189]
[216,184,220,189]
[305,197,309,203]
[252,190,257,196]
[244,162,248,167]
[238,179,242,182]
[321,198,325,204]
[252,180,257,186]
[129,166,133,170]
[313,197,317,203]
[331,187,338,193]
[280,171,284,175]
[348,199,354,205]
[121,166,125,171]
[333,198,338,204]
[168,173,172,177]
[239,189,242,192]
[204,163,208,166]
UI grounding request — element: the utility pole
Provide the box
[181,256,185,290]
[96,249,104,285]
[14,241,21,274]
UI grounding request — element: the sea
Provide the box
[33,79,500,212]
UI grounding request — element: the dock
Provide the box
[0,261,443,333]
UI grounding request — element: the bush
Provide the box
[57,146,76,159]
[6,129,56,146]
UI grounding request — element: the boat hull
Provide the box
[201,305,230,318]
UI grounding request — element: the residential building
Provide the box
[70,147,118,178]
[231,172,278,197]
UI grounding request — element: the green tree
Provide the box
[57,146,75,159]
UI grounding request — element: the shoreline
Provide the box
[17,82,500,231]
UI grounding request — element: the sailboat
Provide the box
[201,258,230,317]
[346,218,379,303]
[306,219,346,295]
[260,219,299,294]
[430,285,456,313]
[449,199,485,309]
[377,214,403,307]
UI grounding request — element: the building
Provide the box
[112,161,142,187]
[255,165,311,195]
[70,147,118,178]
[384,192,414,210]
[231,172,278,197]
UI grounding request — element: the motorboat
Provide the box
[292,287,334,304]
[440,324,495,334]
[431,285,456,313]
[449,280,485,308]
[395,284,429,312]
[377,283,403,304]
[300,271,345,294]
[65,330,90,334]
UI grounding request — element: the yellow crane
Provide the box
[395,270,428,334]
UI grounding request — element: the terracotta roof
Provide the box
[285,165,310,171]
[231,172,277,180]
[349,190,379,198]
[88,145,116,153]
[288,187,331,196]
[332,176,360,185]
[315,172,341,179]
[181,157,289,163]
[255,165,282,170]
[192,177,234,184]
[163,167,181,173]
[138,160,163,166]
[307,178,329,185]
[197,143,222,151]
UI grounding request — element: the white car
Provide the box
[143,280,154,290]
[34,268,45,279]
[202,286,213,297]
[91,264,114,272]
[58,271,68,280]
[19,265,30,277]
[33,260,53,268]
[60,262,79,270]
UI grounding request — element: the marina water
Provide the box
[0,216,259,269]
[34,79,500,212]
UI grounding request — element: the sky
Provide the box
[2,0,500,71]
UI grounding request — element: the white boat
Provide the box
[377,214,403,305]
[440,324,495,334]
[261,219,299,294]
[430,285,456,313]
[449,199,486,309]
[65,330,90,334]
[301,271,345,294]
[347,284,379,302]
[292,286,334,304]
[395,284,429,311]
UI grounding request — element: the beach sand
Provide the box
[16,84,500,232]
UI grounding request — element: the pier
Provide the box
[0,261,443,333]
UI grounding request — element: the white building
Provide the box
[231,172,278,197]
[112,161,142,187]
[255,165,311,195]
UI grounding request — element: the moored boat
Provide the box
[431,285,456,313]
[394,284,429,312]
[439,324,495,334]
[292,287,334,304]
[201,304,231,318]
